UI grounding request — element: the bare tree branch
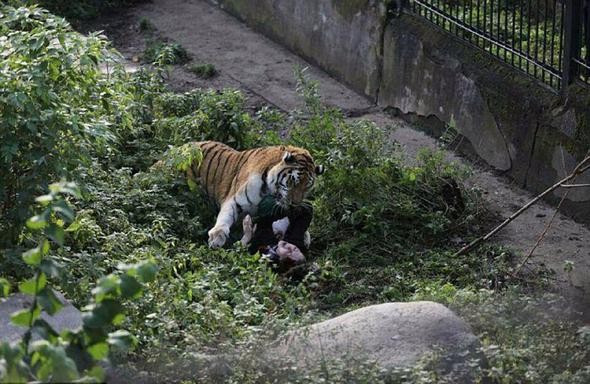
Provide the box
[453,154,590,257]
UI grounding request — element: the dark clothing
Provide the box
[247,203,313,254]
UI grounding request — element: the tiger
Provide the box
[187,141,324,248]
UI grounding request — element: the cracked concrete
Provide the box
[89,0,590,316]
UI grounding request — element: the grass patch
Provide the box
[187,63,218,79]
[143,40,191,65]
[138,16,155,33]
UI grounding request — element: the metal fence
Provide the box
[406,0,590,91]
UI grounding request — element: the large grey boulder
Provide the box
[0,292,82,344]
[270,301,483,380]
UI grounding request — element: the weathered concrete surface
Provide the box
[271,302,483,380]
[380,24,511,171]
[381,15,590,223]
[0,292,82,344]
[213,0,386,99]
[135,0,373,112]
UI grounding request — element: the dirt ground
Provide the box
[89,0,590,317]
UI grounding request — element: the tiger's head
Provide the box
[267,146,324,208]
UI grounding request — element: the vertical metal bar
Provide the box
[526,0,532,75]
[476,0,482,47]
[549,0,558,87]
[511,0,517,66]
[483,0,488,50]
[541,0,548,83]
[562,0,582,88]
[496,0,506,57]
[558,1,566,88]
[518,0,524,71]
[504,0,509,61]
[584,0,590,81]
[534,0,541,79]
[455,0,459,34]
[434,0,440,26]
[463,0,469,40]
[489,0,494,54]
[469,0,475,42]
[496,0,501,57]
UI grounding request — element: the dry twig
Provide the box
[453,154,590,257]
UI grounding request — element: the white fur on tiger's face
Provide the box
[267,151,324,209]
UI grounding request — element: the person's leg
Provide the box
[283,203,313,252]
[247,216,277,254]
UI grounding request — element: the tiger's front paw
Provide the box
[208,226,229,248]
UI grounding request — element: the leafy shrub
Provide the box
[143,41,191,65]
[0,5,117,246]
[0,182,157,382]
[414,284,590,383]
[22,0,146,24]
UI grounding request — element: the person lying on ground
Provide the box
[239,195,313,273]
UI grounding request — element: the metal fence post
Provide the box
[562,0,583,89]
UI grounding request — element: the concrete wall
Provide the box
[213,0,386,99]
[380,16,590,222]
[211,1,590,223]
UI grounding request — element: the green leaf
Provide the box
[40,258,62,278]
[107,330,136,351]
[83,299,124,329]
[86,365,106,381]
[0,278,10,298]
[22,240,49,265]
[35,194,54,204]
[136,261,157,283]
[32,318,59,342]
[11,306,41,328]
[37,288,64,316]
[87,342,109,360]
[19,273,47,295]
[92,275,120,302]
[31,341,80,382]
[26,208,50,230]
[46,223,65,245]
[119,274,142,299]
[50,182,81,199]
[51,199,75,222]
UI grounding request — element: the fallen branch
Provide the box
[560,183,590,188]
[511,187,571,277]
[453,154,590,257]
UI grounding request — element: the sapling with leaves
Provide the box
[0,182,157,382]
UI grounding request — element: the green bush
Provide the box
[0,182,157,382]
[143,41,191,65]
[0,5,116,246]
[25,0,145,23]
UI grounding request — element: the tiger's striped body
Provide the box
[188,141,323,248]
